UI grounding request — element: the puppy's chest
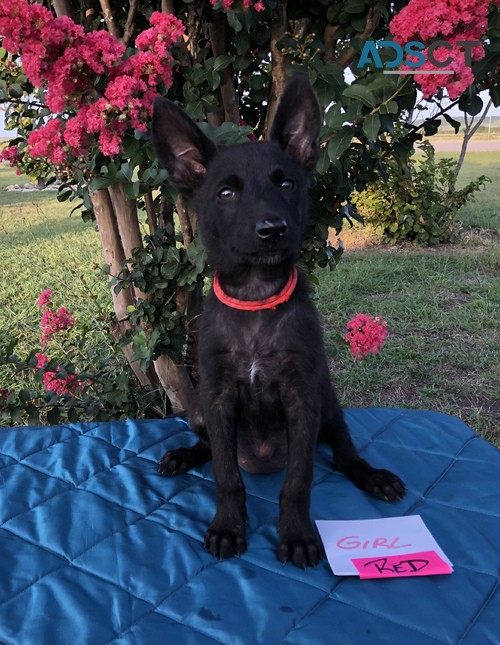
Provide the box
[229,333,289,387]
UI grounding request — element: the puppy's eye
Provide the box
[280,178,295,191]
[218,187,236,201]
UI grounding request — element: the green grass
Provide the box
[445,151,500,232]
[0,166,109,358]
[1,154,499,441]
[316,249,500,443]
[323,150,500,442]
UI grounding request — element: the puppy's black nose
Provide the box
[255,218,288,241]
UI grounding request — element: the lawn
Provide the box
[0,153,499,441]
[444,151,500,232]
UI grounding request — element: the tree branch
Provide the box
[455,97,492,181]
[98,0,120,39]
[332,3,385,69]
[162,0,193,67]
[120,0,139,46]
[324,23,341,64]
[208,11,240,123]
[143,190,158,236]
[51,0,77,21]
[263,0,289,137]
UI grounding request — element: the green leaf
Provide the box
[124,181,140,199]
[490,85,500,108]
[9,84,23,98]
[472,51,499,82]
[122,136,141,158]
[316,145,330,174]
[379,100,398,115]
[423,119,441,136]
[458,92,483,116]
[19,389,34,403]
[226,10,242,32]
[327,127,353,162]
[119,162,133,182]
[343,0,366,13]
[362,113,380,141]
[442,113,461,134]
[343,84,377,108]
[47,407,61,425]
[90,176,113,191]
[213,55,234,71]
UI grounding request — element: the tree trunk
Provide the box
[455,98,492,182]
[107,181,149,301]
[91,188,159,389]
[263,0,289,137]
[91,185,196,413]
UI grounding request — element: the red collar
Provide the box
[213,266,298,311]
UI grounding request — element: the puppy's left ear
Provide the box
[269,74,321,171]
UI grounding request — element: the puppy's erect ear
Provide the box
[269,74,321,171]
[152,97,217,195]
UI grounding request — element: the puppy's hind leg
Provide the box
[319,389,406,502]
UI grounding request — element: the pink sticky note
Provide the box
[352,550,453,579]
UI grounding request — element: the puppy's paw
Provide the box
[278,525,325,569]
[345,460,406,502]
[365,468,406,502]
[204,522,247,560]
[158,444,210,476]
[358,466,406,502]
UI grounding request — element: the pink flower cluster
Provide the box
[0,144,24,174]
[210,0,265,11]
[37,289,75,346]
[345,314,388,360]
[0,0,184,160]
[35,353,84,396]
[34,290,89,396]
[390,0,499,99]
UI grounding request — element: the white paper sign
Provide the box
[316,515,453,579]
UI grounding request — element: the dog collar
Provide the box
[213,266,298,311]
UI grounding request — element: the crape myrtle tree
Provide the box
[0,0,499,414]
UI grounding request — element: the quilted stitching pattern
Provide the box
[0,409,498,645]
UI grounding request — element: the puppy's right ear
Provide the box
[152,97,217,196]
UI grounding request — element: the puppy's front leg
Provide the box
[203,385,247,560]
[278,392,324,568]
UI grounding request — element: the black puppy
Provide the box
[152,75,405,568]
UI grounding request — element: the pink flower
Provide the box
[0,387,9,408]
[79,30,125,74]
[0,145,23,167]
[135,11,184,55]
[35,354,87,396]
[210,0,265,11]
[28,119,67,165]
[2,1,184,160]
[37,289,53,310]
[36,353,49,369]
[0,0,51,51]
[345,314,388,360]
[43,371,81,396]
[390,0,491,99]
[63,110,92,156]
[39,298,76,345]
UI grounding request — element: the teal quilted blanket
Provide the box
[0,409,499,644]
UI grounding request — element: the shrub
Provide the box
[354,143,490,245]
